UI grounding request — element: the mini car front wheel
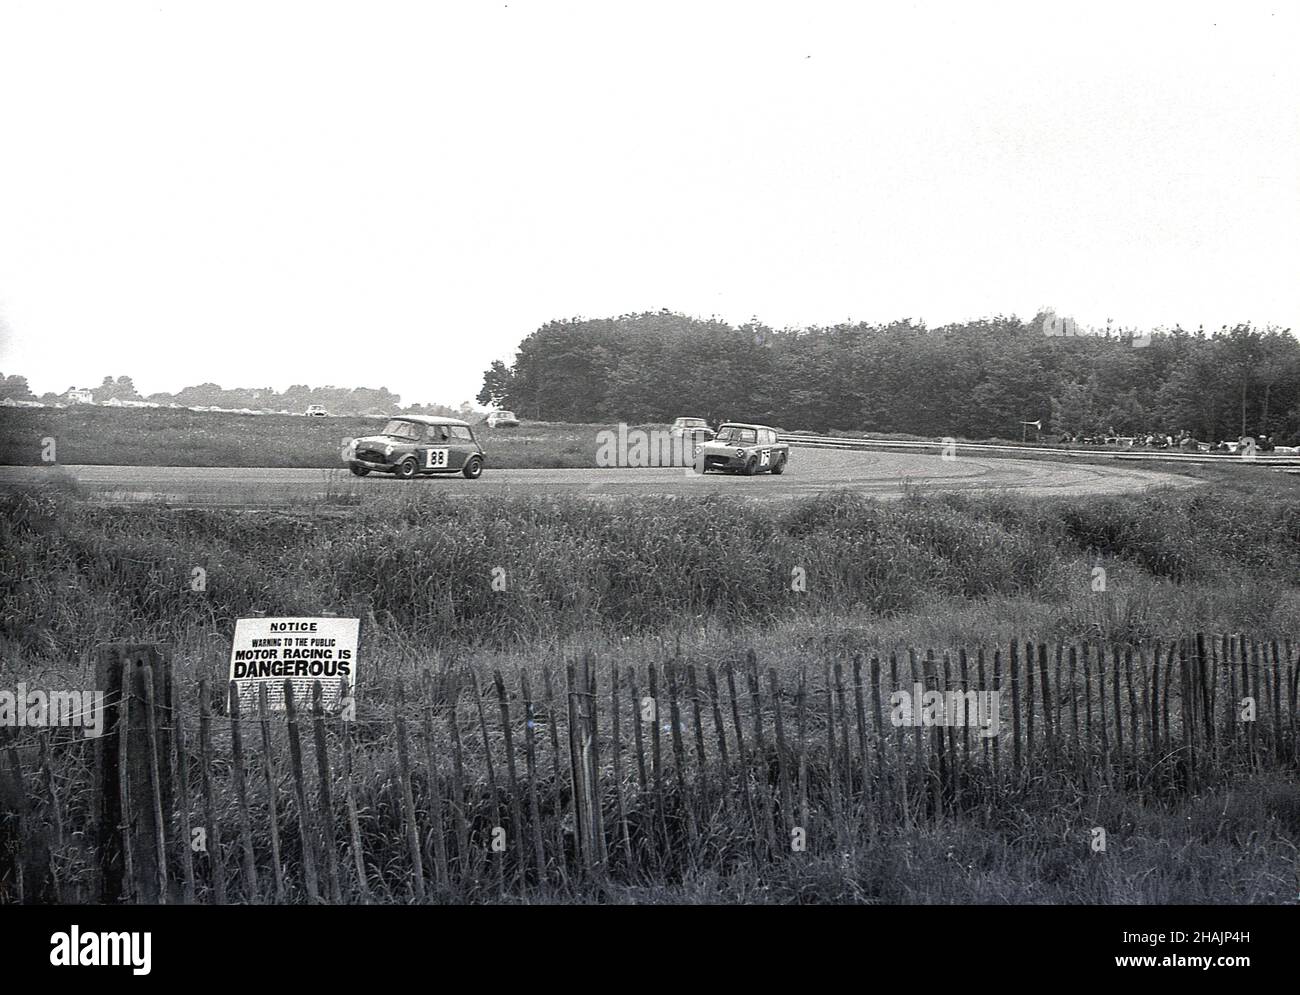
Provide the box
[396,457,418,479]
[349,465,370,477]
[743,456,759,476]
[462,455,483,479]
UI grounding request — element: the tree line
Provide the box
[477,311,1300,443]
[0,375,467,418]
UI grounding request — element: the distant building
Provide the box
[65,388,94,404]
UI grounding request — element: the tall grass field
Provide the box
[2,480,1298,903]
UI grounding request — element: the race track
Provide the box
[0,448,1195,506]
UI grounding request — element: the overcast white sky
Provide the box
[0,1,1296,405]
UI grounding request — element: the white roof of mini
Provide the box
[389,414,471,426]
[718,422,776,431]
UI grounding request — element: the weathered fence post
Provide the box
[255,684,285,903]
[850,655,873,833]
[941,653,956,798]
[469,668,504,894]
[566,662,593,876]
[283,681,319,904]
[492,669,527,882]
[607,665,632,869]
[1111,647,1124,785]
[1038,643,1054,769]
[1008,642,1022,775]
[445,678,472,880]
[769,669,797,839]
[892,652,910,825]
[922,651,943,820]
[137,665,168,904]
[796,666,810,838]
[958,649,971,800]
[747,659,774,852]
[1068,645,1079,773]
[169,678,196,904]
[341,707,369,903]
[197,678,226,904]
[705,665,729,801]
[1024,641,1035,767]
[227,681,261,903]
[519,668,549,884]
[93,644,174,904]
[724,661,760,855]
[688,665,710,820]
[871,655,888,825]
[834,661,855,814]
[583,657,608,870]
[412,675,449,891]
[391,684,426,903]
[666,662,697,846]
[1096,644,1110,786]
[310,682,342,904]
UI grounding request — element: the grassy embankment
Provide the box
[2,478,1298,902]
[0,406,613,469]
[2,405,1255,474]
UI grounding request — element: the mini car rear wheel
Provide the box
[350,465,370,477]
[770,455,786,475]
[462,455,483,479]
[396,457,418,479]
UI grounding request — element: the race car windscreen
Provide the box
[715,426,756,444]
[382,420,422,440]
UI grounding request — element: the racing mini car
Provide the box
[670,416,715,441]
[345,415,486,479]
[693,422,789,475]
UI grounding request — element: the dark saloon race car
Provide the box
[693,423,789,475]
[345,415,486,479]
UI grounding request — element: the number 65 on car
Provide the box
[694,423,789,475]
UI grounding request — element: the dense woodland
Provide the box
[477,311,1300,443]
[5,311,1296,439]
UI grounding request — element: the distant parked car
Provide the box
[694,423,789,475]
[345,415,485,479]
[485,410,520,428]
[670,416,715,441]
[305,404,329,417]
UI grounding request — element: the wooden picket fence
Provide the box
[2,633,1297,903]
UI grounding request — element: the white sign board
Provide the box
[228,617,359,712]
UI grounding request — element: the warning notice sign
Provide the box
[228,617,359,712]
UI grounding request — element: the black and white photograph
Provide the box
[0,0,1294,971]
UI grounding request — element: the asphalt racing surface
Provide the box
[0,448,1194,507]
